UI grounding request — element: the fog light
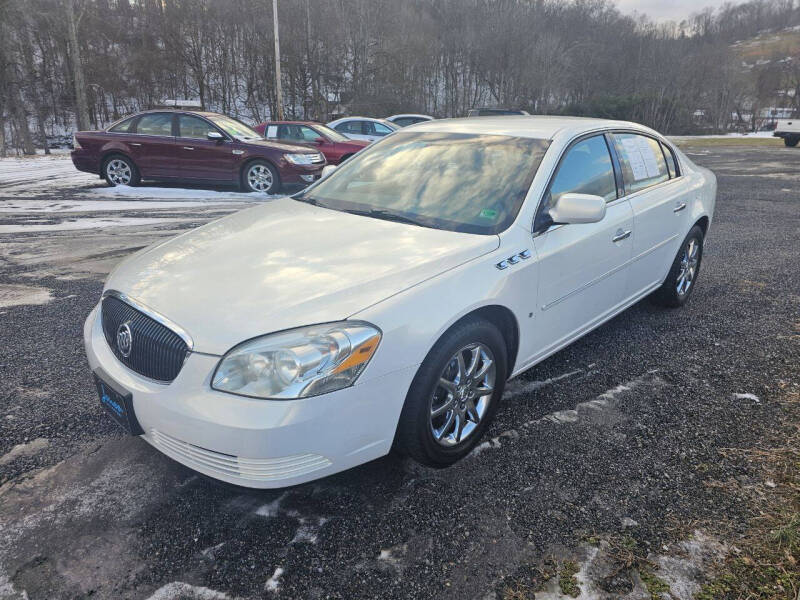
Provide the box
[300,174,315,182]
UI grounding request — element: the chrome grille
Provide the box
[101,295,189,382]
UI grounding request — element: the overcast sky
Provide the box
[615,0,730,21]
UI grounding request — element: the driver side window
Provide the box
[536,135,617,230]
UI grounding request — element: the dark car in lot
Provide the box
[253,120,369,164]
[71,110,326,194]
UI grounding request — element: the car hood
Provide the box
[241,138,317,154]
[340,139,369,150]
[105,198,499,355]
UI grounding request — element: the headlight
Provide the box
[72,134,81,149]
[212,322,381,399]
[284,153,314,165]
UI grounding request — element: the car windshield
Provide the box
[314,124,350,142]
[209,116,262,141]
[295,131,550,234]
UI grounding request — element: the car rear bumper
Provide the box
[83,304,414,488]
[71,150,99,174]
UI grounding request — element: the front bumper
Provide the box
[278,162,324,187]
[84,305,414,488]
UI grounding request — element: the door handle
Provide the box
[130,142,142,147]
[673,202,687,213]
[612,229,631,243]
[183,146,195,151]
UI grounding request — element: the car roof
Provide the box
[387,114,433,120]
[406,115,657,140]
[260,120,324,126]
[330,116,394,124]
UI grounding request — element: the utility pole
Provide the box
[272,0,284,120]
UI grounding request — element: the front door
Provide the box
[128,112,177,178]
[530,134,634,362]
[176,114,236,182]
[610,133,692,297]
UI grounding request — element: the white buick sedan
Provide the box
[84,116,716,488]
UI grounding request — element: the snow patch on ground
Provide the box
[0,199,242,213]
[94,184,278,201]
[651,531,728,600]
[255,493,288,518]
[733,392,760,403]
[504,369,583,398]
[290,516,329,544]
[0,438,49,465]
[264,567,284,593]
[470,370,661,457]
[145,581,234,600]
[0,217,180,233]
[0,284,52,308]
[670,131,776,140]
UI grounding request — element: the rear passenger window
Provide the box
[612,133,669,194]
[337,121,363,134]
[661,142,679,178]
[135,113,173,136]
[109,117,134,133]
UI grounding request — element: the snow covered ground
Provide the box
[669,130,777,140]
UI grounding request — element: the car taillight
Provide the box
[72,134,81,149]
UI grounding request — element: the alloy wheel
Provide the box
[247,164,274,193]
[676,237,700,296]
[430,343,496,447]
[106,159,132,185]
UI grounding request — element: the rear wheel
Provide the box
[784,136,799,147]
[242,160,280,194]
[394,317,507,466]
[651,225,704,308]
[103,155,140,187]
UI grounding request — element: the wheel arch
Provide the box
[240,156,280,181]
[443,304,519,379]
[100,150,136,176]
[694,215,710,236]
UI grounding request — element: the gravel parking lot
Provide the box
[0,146,798,599]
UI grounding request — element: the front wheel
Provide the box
[651,225,704,308]
[784,136,799,147]
[103,155,140,187]
[394,318,507,466]
[241,160,280,194]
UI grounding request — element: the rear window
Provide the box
[661,142,679,178]
[109,117,135,133]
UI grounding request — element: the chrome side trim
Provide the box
[102,289,195,351]
[542,261,629,311]
[541,233,679,311]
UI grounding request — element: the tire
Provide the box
[394,317,508,467]
[103,154,140,187]
[651,225,704,308]
[241,160,280,194]
[784,136,799,147]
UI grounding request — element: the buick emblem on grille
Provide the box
[116,322,133,358]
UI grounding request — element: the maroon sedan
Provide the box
[71,110,326,194]
[253,121,368,165]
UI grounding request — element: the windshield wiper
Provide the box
[343,208,428,228]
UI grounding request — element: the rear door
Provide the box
[365,121,394,142]
[176,114,236,182]
[334,120,370,142]
[610,132,692,297]
[128,113,177,178]
[530,134,634,360]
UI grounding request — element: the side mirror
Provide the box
[320,165,337,179]
[548,193,606,225]
[207,131,225,141]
